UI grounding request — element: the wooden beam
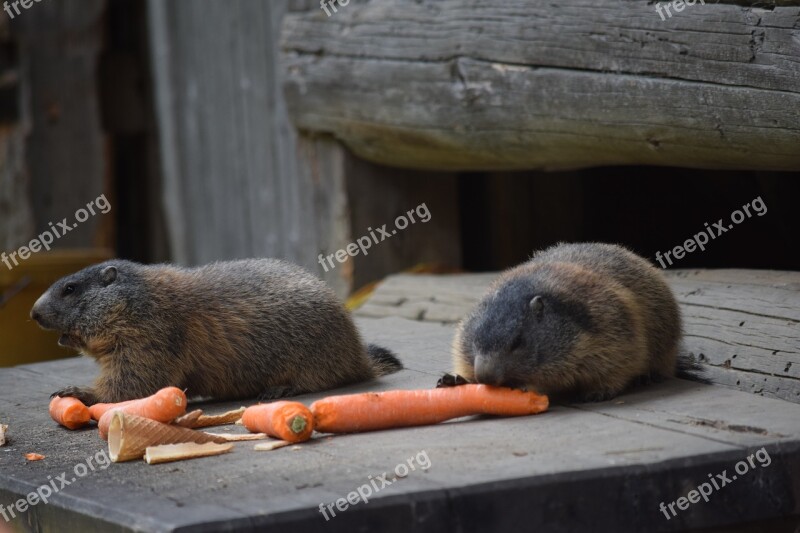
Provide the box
[14,1,109,248]
[147,0,357,295]
[0,18,32,251]
[282,0,800,171]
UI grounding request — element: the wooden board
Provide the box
[146,1,358,296]
[0,317,798,532]
[343,156,462,290]
[14,1,109,249]
[0,15,33,253]
[282,0,800,171]
[355,269,800,403]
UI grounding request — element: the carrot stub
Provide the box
[97,387,187,440]
[241,401,314,443]
[310,384,549,434]
[49,396,91,430]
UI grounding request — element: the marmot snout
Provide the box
[452,243,682,402]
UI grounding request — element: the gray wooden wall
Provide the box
[146,0,461,295]
[1,1,108,253]
[0,10,32,253]
[2,0,461,297]
[147,0,352,292]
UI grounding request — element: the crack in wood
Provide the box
[679,301,800,323]
[666,416,786,437]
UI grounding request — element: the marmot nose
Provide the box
[474,357,505,386]
[31,295,46,323]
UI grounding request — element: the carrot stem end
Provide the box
[289,415,307,435]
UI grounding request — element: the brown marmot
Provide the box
[31,259,402,404]
[452,243,686,402]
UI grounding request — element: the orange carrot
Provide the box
[49,396,91,430]
[89,399,136,421]
[97,387,187,439]
[241,401,314,443]
[311,384,549,434]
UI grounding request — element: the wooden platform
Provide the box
[1,316,799,532]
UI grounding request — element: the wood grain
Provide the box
[282,0,800,171]
[147,1,356,295]
[14,1,109,248]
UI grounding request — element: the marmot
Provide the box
[31,259,402,404]
[452,242,685,402]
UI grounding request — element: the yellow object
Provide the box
[345,262,461,310]
[0,249,113,367]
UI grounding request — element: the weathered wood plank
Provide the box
[149,0,466,297]
[0,317,799,531]
[0,126,34,252]
[343,155,462,290]
[282,0,800,171]
[295,133,354,296]
[147,0,358,296]
[14,1,109,248]
[356,273,495,322]
[355,269,800,403]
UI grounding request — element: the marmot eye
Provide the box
[509,336,523,351]
[62,284,76,297]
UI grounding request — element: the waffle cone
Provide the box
[108,412,228,462]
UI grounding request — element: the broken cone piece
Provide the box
[174,407,246,429]
[253,440,292,451]
[107,412,228,463]
[203,432,268,442]
[192,407,246,428]
[144,442,233,464]
[172,409,204,428]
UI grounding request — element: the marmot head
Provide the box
[462,274,593,389]
[31,260,138,354]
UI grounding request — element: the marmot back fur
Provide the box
[32,259,402,404]
[452,243,682,401]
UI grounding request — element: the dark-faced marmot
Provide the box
[31,259,402,404]
[452,242,685,402]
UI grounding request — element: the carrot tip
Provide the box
[289,415,307,435]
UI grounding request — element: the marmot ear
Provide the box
[101,266,118,286]
[529,295,544,319]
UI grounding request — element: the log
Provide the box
[282,0,800,171]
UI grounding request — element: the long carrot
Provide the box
[97,387,187,439]
[241,401,314,443]
[49,396,91,430]
[311,384,549,434]
[89,399,136,421]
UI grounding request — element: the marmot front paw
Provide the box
[50,386,99,406]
